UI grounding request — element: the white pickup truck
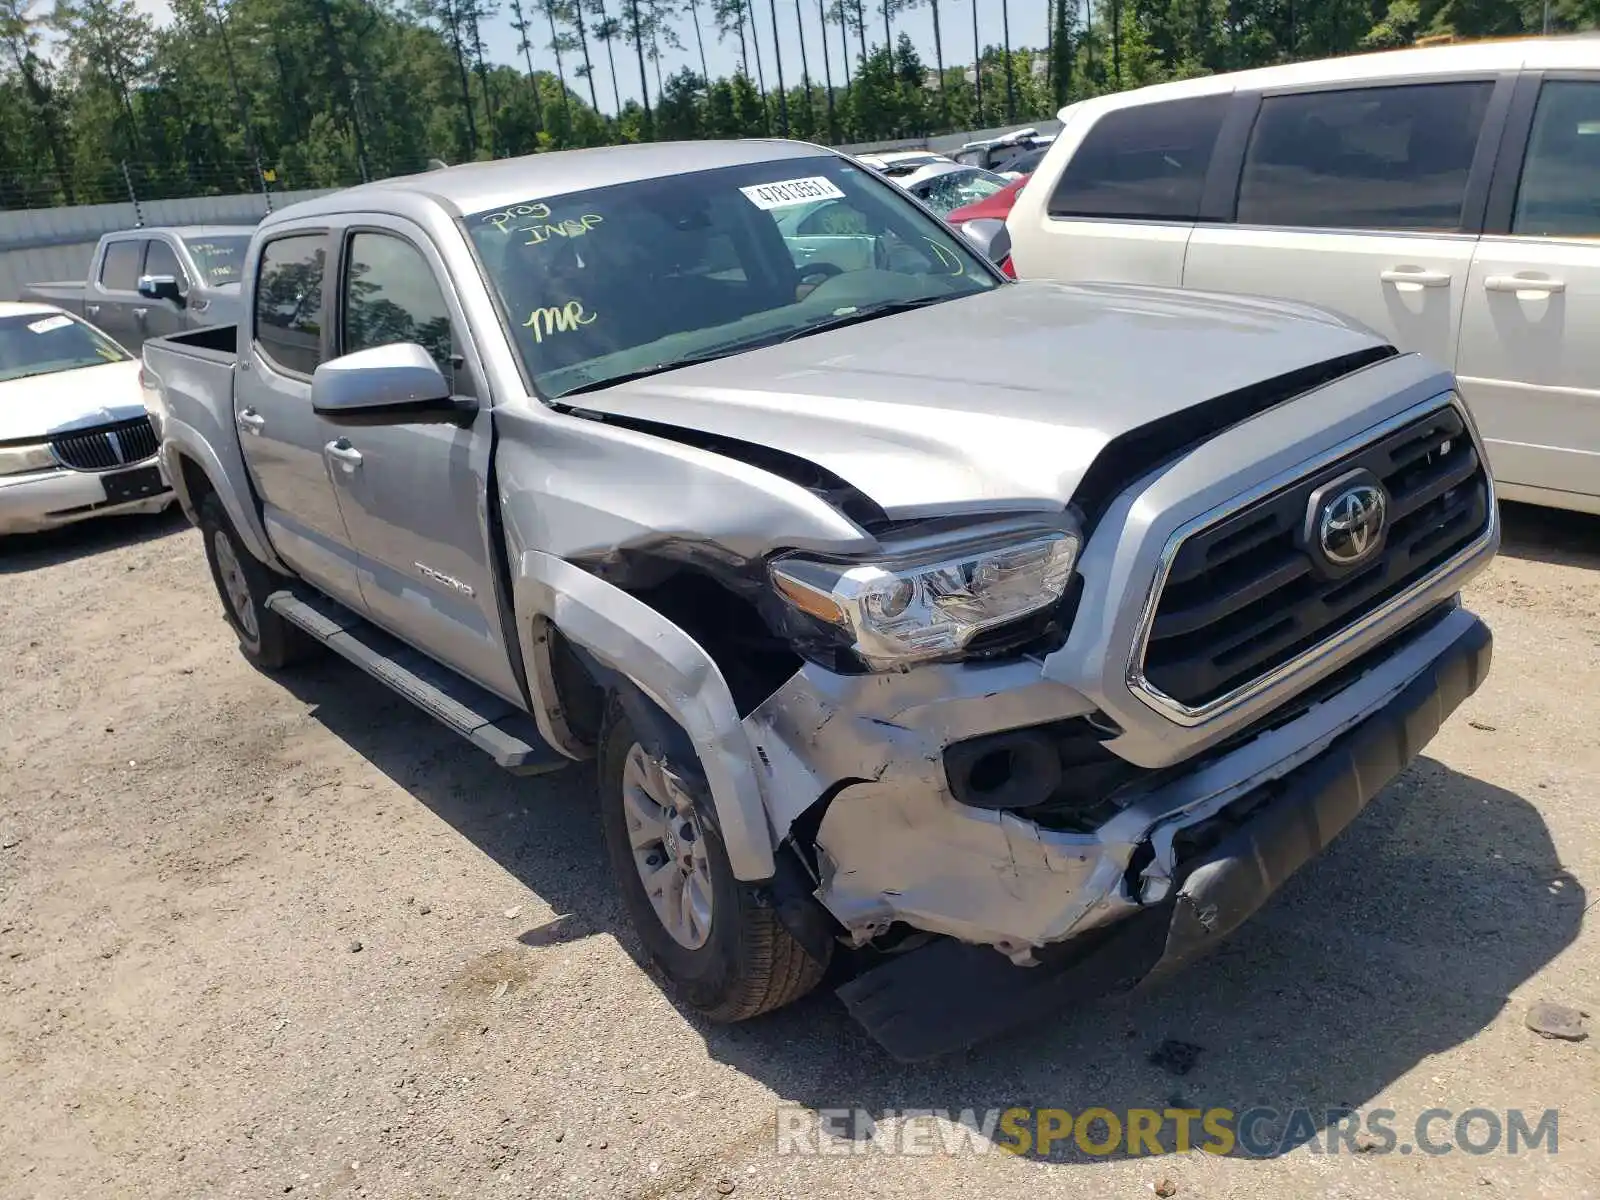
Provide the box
[143,141,1498,1060]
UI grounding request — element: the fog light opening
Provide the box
[968,748,1017,796]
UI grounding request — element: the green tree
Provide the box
[588,0,626,113]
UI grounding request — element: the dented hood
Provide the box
[572,281,1387,520]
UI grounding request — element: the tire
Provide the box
[599,704,827,1022]
[197,492,311,672]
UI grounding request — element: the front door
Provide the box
[135,237,190,345]
[1456,77,1600,510]
[321,223,523,703]
[232,229,365,609]
[1183,79,1499,370]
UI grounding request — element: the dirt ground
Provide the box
[1,502,1597,1200]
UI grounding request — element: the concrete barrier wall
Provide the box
[0,189,336,301]
[838,118,1063,157]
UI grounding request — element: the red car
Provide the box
[940,175,1030,276]
[940,176,1030,276]
[945,175,1028,225]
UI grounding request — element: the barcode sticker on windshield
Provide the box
[27,315,72,334]
[739,176,846,210]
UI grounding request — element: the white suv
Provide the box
[1009,37,1600,515]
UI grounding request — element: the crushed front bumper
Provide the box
[829,611,1491,1061]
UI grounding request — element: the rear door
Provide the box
[1456,74,1600,511]
[319,220,523,702]
[1184,78,1510,369]
[233,229,365,609]
[134,237,189,345]
[87,238,145,349]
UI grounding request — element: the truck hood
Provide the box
[0,359,146,442]
[568,281,1388,520]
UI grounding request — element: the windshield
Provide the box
[911,168,1011,216]
[183,235,251,286]
[0,311,129,384]
[465,155,1000,400]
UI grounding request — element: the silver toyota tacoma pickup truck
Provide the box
[143,141,1498,1060]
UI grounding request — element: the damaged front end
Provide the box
[737,391,1500,1060]
[746,603,1491,1061]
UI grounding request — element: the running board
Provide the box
[265,589,568,776]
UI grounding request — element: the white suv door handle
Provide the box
[1484,274,1565,295]
[1380,268,1452,289]
[324,439,363,470]
[236,408,265,433]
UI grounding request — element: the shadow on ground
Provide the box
[1497,500,1600,570]
[0,504,188,573]
[277,653,1584,1166]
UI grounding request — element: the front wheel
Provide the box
[197,492,312,671]
[598,705,827,1022]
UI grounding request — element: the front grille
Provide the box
[1140,404,1489,710]
[49,417,159,471]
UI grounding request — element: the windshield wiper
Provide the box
[554,344,761,398]
[778,294,957,343]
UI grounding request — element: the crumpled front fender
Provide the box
[512,550,777,882]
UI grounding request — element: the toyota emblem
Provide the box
[1317,484,1387,567]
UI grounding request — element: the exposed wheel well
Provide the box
[621,567,803,718]
[544,561,804,755]
[175,452,215,513]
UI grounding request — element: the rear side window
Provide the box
[98,241,143,291]
[1513,80,1600,238]
[254,234,327,376]
[1238,82,1493,231]
[1048,96,1229,221]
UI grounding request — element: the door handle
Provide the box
[324,439,363,470]
[1484,274,1565,295]
[132,307,148,320]
[1379,268,1452,289]
[236,408,266,434]
[85,304,100,316]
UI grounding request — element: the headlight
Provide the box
[0,443,58,477]
[770,530,1079,670]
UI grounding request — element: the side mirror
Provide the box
[311,342,475,425]
[139,274,185,305]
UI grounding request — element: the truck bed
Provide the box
[152,323,237,361]
[19,282,86,313]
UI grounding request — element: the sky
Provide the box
[128,0,1054,115]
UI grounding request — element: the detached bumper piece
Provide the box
[838,615,1492,1062]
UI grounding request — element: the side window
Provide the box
[142,239,185,284]
[340,232,453,371]
[254,234,327,376]
[1238,82,1493,231]
[1513,80,1600,238]
[1048,95,1229,221]
[98,241,144,291]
